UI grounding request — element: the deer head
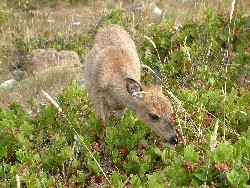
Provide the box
[126,66,178,144]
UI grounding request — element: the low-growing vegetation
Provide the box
[0,2,250,188]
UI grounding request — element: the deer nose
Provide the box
[170,135,178,145]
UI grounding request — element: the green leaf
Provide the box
[227,169,241,187]
[173,155,184,169]
[154,147,162,155]
[0,146,7,159]
[238,167,249,187]
[110,171,125,187]
[147,171,165,188]
[84,152,101,173]
[16,149,25,162]
[175,168,190,186]
[194,170,207,182]
[27,97,34,107]
[129,174,142,187]
[161,149,168,161]
[140,162,149,174]
[20,121,33,136]
[46,176,55,187]
[59,146,71,161]
[71,158,80,168]
[214,142,233,163]
[184,144,199,162]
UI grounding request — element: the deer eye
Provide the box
[149,113,160,121]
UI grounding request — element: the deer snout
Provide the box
[169,135,178,145]
[163,119,178,145]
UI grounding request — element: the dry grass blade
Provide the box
[16,174,21,188]
[230,0,236,22]
[183,37,191,63]
[41,90,62,113]
[62,162,66,182]
[210,120,219,151]
[144,35,161,62]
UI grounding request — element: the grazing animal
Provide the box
[84,24,178,144]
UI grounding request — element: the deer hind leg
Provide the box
[96,95,108,122]
[89,91,108,122]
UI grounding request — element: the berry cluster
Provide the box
[182,161,195,171]
[214,163,229,172]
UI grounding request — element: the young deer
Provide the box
[84,24,178,144]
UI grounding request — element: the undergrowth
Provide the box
[0,8,250,188]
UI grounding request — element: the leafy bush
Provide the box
[0,8,250,187]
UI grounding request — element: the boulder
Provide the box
[26,48,81,75]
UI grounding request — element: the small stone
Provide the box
[152,7,162,16]
[70,22,81,26]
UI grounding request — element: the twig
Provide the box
[121,176,130,188]
[62,162,66,182]
[67,140,77,173]
[222,65,228,142]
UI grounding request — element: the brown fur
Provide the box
[83,24,178,144]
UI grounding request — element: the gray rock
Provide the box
[10,69,27,81]
[0,79,17,89]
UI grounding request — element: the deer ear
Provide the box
[125,78,144,100]
[153,66,162,86]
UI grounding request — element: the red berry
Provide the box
[95,176,103,183]
[119,147,129,155]
[71,168,77,175]
[92,141,100,151]
[139,151,145,158]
